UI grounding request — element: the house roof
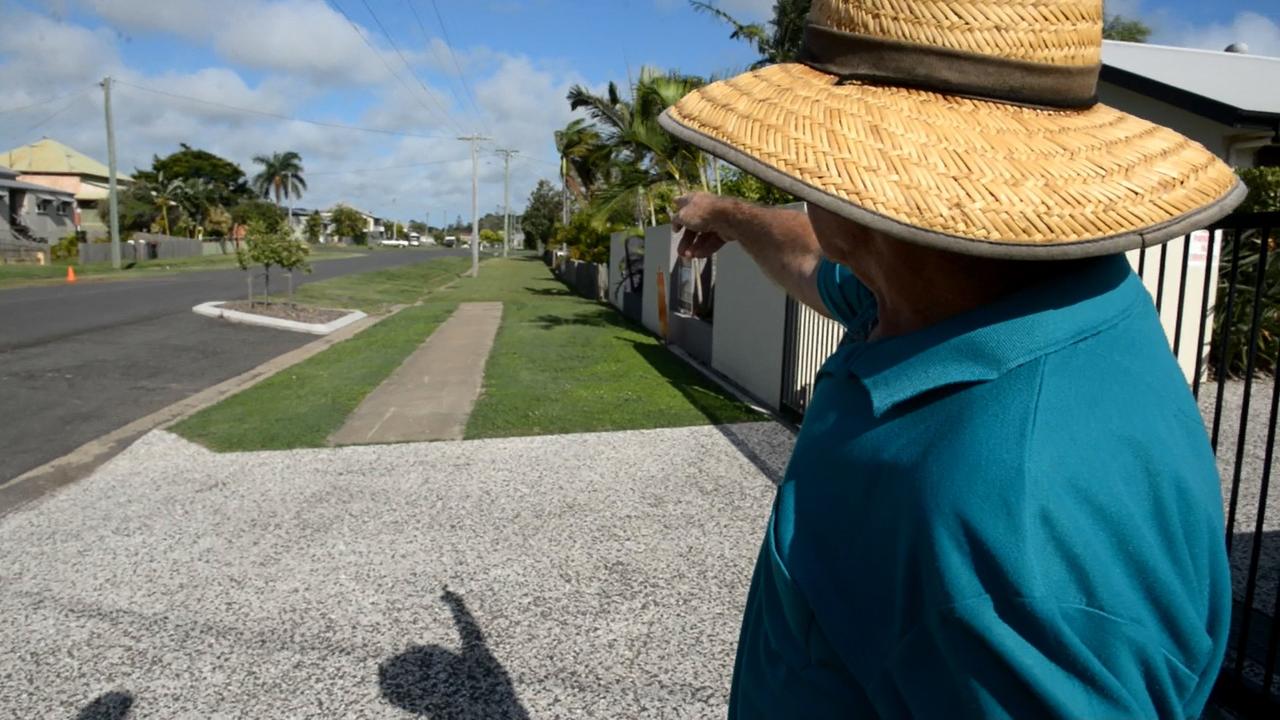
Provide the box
[0,175,76,197]
[1101,40,1280,128]
[0,138,131,181]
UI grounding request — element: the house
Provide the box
[1100,40,1280,167]
[0,138,133,240]
[1,166,77,247]
[315,205,383,244]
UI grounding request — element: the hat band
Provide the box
[798,24,1099,110]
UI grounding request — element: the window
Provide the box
[58,201,72,217]
[36,198,53,215]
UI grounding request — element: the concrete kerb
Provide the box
[193,301,368,335]
[0,305,407,517]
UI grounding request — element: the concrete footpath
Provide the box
[0,423,793,718]
[331,302,503,445]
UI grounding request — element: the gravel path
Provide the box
[0,423,792,719]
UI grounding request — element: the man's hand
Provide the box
[673,193,739,259]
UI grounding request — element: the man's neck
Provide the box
[844,237,1057,341]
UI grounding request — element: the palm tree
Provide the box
[251,151,307,206]
[566,68,708,226]
[554,119,604,223]
[689,0,811,68]
[150,172,186,237]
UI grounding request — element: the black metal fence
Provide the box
[777,211,1280,717]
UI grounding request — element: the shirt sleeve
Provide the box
[870,596,1204,720]
[815,258,877,335]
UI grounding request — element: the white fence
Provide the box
[610,211,1220,416]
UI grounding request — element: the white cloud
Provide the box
[3,3,590,225]
[1161,11,1280,58]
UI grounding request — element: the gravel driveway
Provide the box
[0,424,791,719]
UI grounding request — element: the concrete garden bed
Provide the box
[193,300,366,335]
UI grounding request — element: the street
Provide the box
[0,248,464,486]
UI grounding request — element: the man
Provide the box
[659,1,1245,718]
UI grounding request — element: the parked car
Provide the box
[443,235,458,247]
[408,232,422,247]
[379,238,409,248]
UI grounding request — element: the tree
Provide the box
[690,0,810,68]
[408,220,428,236]
[150,172,186,237]
[330,205,367,245]
[1103,14,1152,42]
[251,151,307,206]
[555,118,605,213]
[231,199,287,234]
[521,179,563,251]
[304,212,324,243]
[720,167,795,205]
[236,219,311,302]
[147,143,251,207]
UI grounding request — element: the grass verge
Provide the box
[173,255,761,452]
[437,257,762,438]
[0,245,363,289]
[171,303,454,451]
[292,255,473,313]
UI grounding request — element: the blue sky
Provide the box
[1,0,1277,223]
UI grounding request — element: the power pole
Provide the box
[496,149,518,258]
[101,76,121,269]
[458,134,490,276]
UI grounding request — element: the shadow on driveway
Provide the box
[75,692,134,720]
[379,589,529,719]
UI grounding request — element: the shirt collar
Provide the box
[842,254,1143,417]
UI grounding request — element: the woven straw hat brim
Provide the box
[660,63,1246,259]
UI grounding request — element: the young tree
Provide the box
[236,219,311,302]
[521,179,563,251]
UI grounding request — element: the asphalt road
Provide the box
[0,248,465,485]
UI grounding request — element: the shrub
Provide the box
[1238,167,1280,213]
[554,213,612,264]
[51,234,79,261]
[1211,167,1280,377]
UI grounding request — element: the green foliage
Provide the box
[251,151,307,204]
[690,0,811,68]
[145,143,251,207]
[51,234,79,261]
[719,167,796,205]
[304,212,324,243]
[235,219,311,300]
[231,198,287,233]
[1213,230,1280,378]
[480,228,501,244]
[1103,14,1152,42]
[555,213,613,263]
[329,205,367,244]
[1238,167,1280,213]
[408,220,428,236]
[522,179,563,251]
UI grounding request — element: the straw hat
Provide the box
[660,0,1246,259]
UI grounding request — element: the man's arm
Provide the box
[672,194,830,317]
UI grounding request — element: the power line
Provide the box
[19,90,89,136]
[429,0,489,135]
[0,87,94,116]
[327,0,466,136]
[356,0,466,135]
[113,80,454,140]
[404,0,466,113]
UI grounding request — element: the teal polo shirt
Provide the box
[730,255,1231,719]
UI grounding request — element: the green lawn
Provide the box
[0,245,363,289]
[172,255,762,452]
[171,303,455,451]
[292,255,473,313]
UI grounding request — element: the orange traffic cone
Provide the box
[66,266,77,284]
